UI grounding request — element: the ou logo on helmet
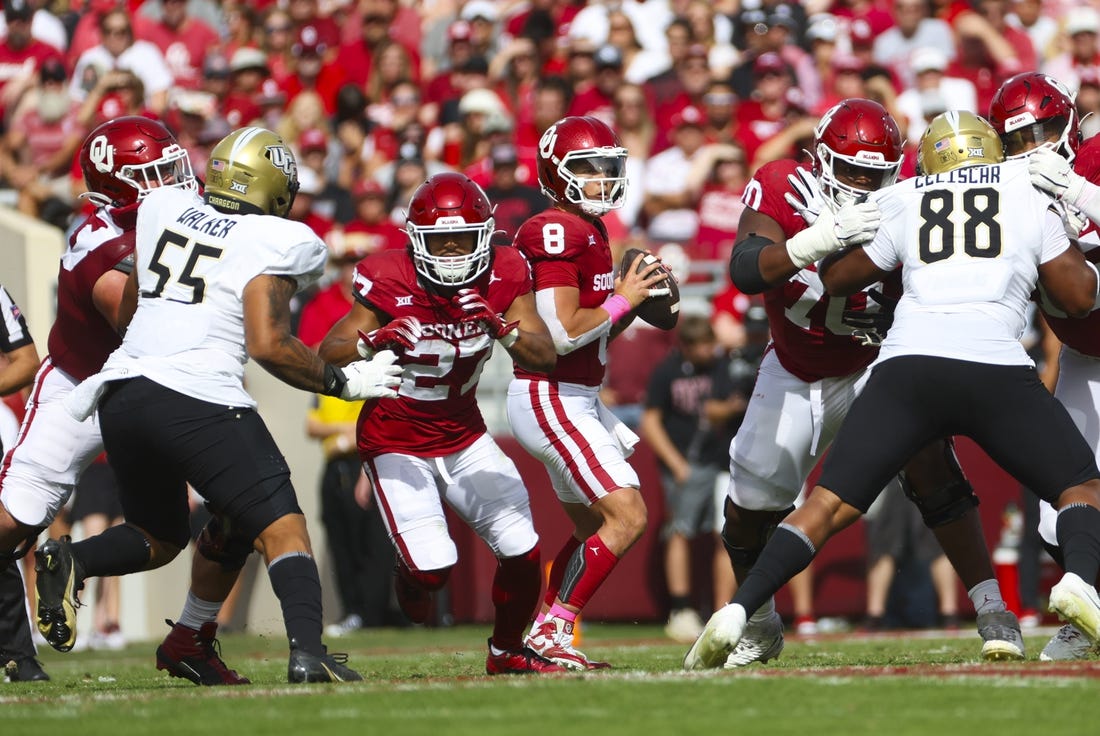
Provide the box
[88,135,115,174]
[538,124,558,163]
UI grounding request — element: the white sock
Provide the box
[968,579,1007,615]
[177,590,224,630]
[747,596,776,624]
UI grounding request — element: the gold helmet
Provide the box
[204,127,299,217]
[917,111,1005,175]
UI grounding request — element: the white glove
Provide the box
[338,349,402,401]
[785,199,881,268]
[1059,201,1088,240]
[832,199,881,245]
[784,168,826,225]
[1029,147,1086,203]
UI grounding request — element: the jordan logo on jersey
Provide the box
[489,271,502,284]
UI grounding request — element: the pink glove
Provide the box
[356,315,422,357]
[454,288,519,346]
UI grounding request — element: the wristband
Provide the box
[498,331,518,348]
[602,294,632,323]
[1085,260,1100,309]
[321,363,347,397]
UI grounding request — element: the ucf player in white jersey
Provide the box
[687,111,1100,669]
[35,127,403,684]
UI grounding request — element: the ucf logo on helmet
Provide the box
[265,144,296,177]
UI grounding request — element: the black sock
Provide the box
[72,524,150,578]
[268,553,324,656]
[732,526,817,616]
[0,559,34,656]
[1056,504,1100,584]
[669,595,692,612]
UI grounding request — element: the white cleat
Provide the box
[683,604,747,671]
[724,610,784,668]
[1040,624,1095,661]
[1049,572,1100,646]
[976,610,1025,661]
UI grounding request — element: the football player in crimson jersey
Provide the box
[0,117,195,682]
[318,172,565,674]
[0,117,255,686]
[998,72,1100,659]
[506,115,668,670]
[707,99,1020,668]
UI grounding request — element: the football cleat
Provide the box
[288,639,363,683]
[524,618,610,671]
[485,639,566,675]
[1049,572,1100,646]
[684,603,747,671]
[1040,623,1096,661]
[394,564,432,625]
[977,609,1025,661]
[2,654,49,682]
[155,619,250,686]
[34,536,85,653]
[664,608,705,644]
[724,610,784,668]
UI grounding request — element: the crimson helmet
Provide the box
[813,98,904,209]
[79,116,195,208]
[405,172,495,286]
[988,72,1080,161]
[537,115,628,217]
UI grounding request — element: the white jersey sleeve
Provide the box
[99,187,328,407]
[871,159,1064,367]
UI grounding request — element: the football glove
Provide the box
[841,288,898,347]
[454,288,519,347]
[785,198,881,268]
[356,315,422,358]
[1028,146,1086,203]
[1059,201,1088,240]
[337,350,402,401]
[784,167,825,225]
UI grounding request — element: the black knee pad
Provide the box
[197,512,254,572]
[1,527,45,562]
[721,500,795,568]
[901,473,980,529]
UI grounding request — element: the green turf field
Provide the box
[2,623,1097,735]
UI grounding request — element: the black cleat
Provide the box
[34,536,85,652]
[287,639,363,683]
[2,654,49,682]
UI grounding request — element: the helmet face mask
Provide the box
[79,116,196,208]
[916,111,1005,175]
[405,172,495,287]
[538,116,628,217]
[989,72,1079,161]
[204,127,299,217]
[813,99,904,210]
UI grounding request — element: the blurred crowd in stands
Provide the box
[6,0,1099,347]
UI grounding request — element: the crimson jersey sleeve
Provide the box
[741,159,813,239]
[513,209,604,292]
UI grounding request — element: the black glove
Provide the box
[841,288,898,347]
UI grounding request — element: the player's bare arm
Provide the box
[1038,242,1099,319]
[243,273,332,392]
[318,301,384,367]
[91,268,133,335]
[499,291,555,372]
[819,247,890,297]
[0,342,39,395]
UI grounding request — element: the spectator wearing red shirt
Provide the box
[260,7,296,88]
[423,21,475,112]
[652,44,714,154]
[567,44,621,128]
[702,79,739,145]
[222,2,259,60]
[286,0,341,56]
[290,165,334,241]
[491,36,541,145]
[953,0,1036,114]
[0,0,62,117]
[735,52,806,169]
[222,47,269,128]
[335,179,407,256]
[335,0,419,90]
[481,142,546,244]
[132,0,219,91]
[282,25,345,114]
[687,142,749,264]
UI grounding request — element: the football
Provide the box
[618,248,680,330]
